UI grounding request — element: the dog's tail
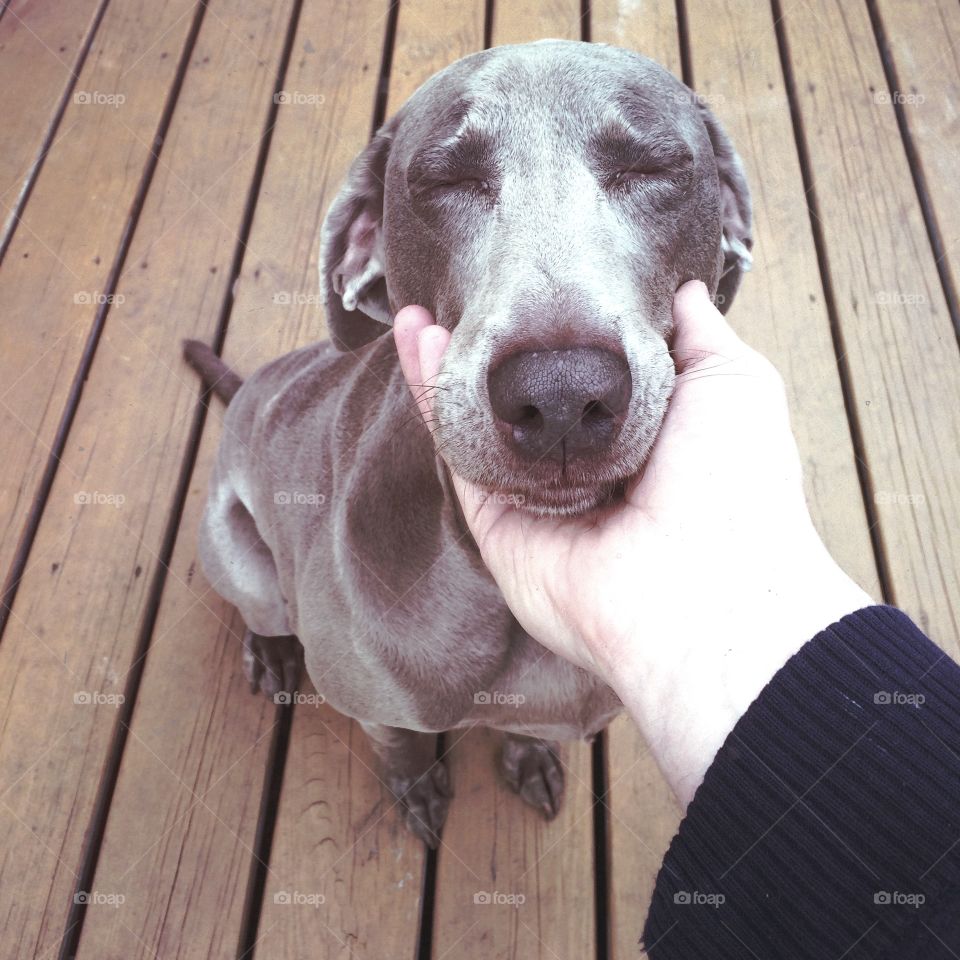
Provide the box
[182,339,243,404]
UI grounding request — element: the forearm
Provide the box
[610,545,874,808]
[641,605,960,959]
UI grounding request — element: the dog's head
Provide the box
[320,40,752,516]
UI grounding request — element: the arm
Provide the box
[643,605,960,959]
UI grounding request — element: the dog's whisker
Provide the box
[675,370,760,385]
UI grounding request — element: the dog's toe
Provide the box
[242,630,304,699]
[391,762,452,849]
[500,737,564,819]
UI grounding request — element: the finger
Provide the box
[416,324,451,417]
[394,305,435,415]
[671,280,748,372]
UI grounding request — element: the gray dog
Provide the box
[184,39,751,846]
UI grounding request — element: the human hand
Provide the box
[394,281,872,805]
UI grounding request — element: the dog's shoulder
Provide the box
[234,338,347,430]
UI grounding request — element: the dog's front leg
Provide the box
[359,722,452,848]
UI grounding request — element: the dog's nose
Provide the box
[487,347,632,462]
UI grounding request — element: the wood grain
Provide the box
[2,2,956,958]
[64,1,300,957]
[781,0,960,648]
[433,729,595,960]
[388,0,486,110]
[592,0,682,77]
[0,0,104,247]
[0,0,197,609]
[872,0,960,328]
[491,0,582,46]
[256,700,428,960]
[0,3,230,957]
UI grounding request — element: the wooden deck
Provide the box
[1,0,958,957]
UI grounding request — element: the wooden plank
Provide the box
[435,729,595,959]
[0,0,105,247]
[389,0,486,108]
[58,1,299,957]
[592,0,681,78]
[0,3,221,957]
[0,0,197,609]
[872,0,960,322]
[257,701,428,960]
[606,714,682,959]
[780,0,960,646]
[225,2,437,957]
[491,0,581,46]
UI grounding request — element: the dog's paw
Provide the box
[242,629,304,699]
[500,737,564,819]
[389,761,452,849]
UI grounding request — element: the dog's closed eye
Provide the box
[592,127,693,195]
[407,124,497,199]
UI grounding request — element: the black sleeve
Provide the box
[642,605,960,960]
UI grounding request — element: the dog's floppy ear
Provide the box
[697,103,753,314]
[319,117,399,351]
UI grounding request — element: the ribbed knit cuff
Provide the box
[642,605,960,960]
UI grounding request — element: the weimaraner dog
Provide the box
[185,39,752,846]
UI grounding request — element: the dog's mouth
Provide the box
[454,440,653,518]
[478,476,625,517]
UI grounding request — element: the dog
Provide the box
[184,39,752,847]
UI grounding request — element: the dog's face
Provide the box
[321,40,752,516]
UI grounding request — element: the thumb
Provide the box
[671,280,749,370]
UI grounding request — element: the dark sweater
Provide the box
[642,605,960,959]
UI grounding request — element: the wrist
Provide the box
[607,554,874,809]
